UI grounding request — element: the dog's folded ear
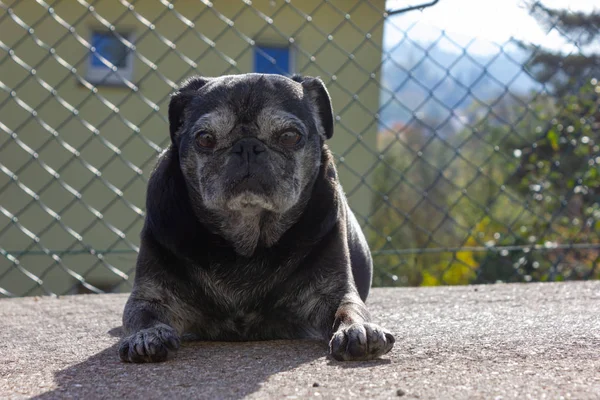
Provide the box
[168,76,210,142]
[292,75,334,140]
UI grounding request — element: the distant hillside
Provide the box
[378,40,541,133]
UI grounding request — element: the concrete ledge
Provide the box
[1,282,599,399]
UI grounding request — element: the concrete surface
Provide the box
[0,282,599,400]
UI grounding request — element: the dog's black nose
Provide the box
[232,138,266,163]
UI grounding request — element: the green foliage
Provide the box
[368,82,599,286]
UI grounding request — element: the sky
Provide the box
[385,0,599,55]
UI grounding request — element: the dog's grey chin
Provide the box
[226,192,276,212]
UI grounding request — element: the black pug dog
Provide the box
[119,73,395,363]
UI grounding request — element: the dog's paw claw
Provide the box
[119,323,180,363]
[329,322,394,361]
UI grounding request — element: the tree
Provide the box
[470,2,600,282]
[520,2,600,96]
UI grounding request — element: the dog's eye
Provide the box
[279,131,301,147]
[197,133,216,149]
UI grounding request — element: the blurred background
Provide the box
[0,0,598,296]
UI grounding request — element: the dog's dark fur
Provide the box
[119,73,394,362]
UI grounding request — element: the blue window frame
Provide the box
[91,32,129,68]
[254,45,292,75]
[87,31,134,85]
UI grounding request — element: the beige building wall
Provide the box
[0,0,384,296]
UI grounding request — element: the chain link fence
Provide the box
[0,0,598,297]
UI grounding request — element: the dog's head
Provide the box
[167,73,334,251]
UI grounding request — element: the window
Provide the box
[254,45,293,75]
[86,31,134,86]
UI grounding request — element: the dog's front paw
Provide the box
[329,322,395,361]
[118,323,180,363]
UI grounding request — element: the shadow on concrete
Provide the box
[32,326,326,399]
[107,326,123,337]
[326,358,392,368]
